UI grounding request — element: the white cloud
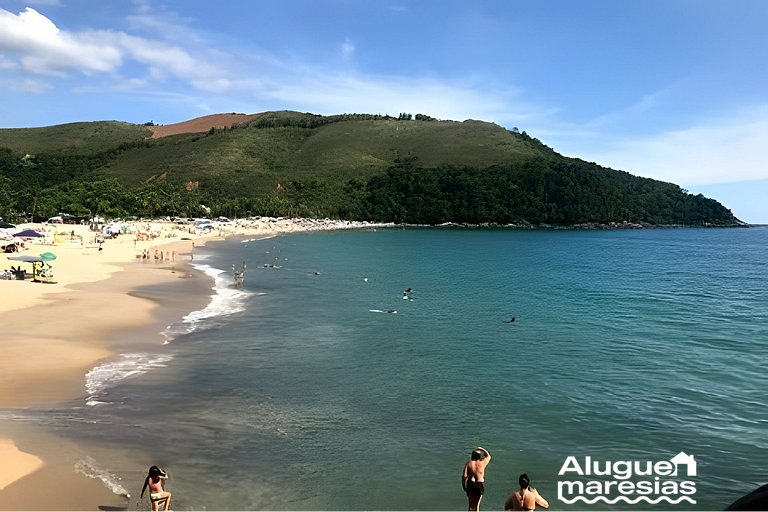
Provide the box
[1,78,53,94]
[125,0,203,44]
[0,3,557,129]
[257,63,545,125]
[583,105,768,186]
[0,8,123,75]
[26,0,62,6]
[112,32,218,81]
[341,37,355,61]
[0,7,227,86]
[0,56,17,70]
[0,4,556,132]
[584,90,667,130]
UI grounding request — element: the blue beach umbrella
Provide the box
[13,229,44,238]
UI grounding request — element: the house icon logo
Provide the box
[670,452,696,477]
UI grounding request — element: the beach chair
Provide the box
[34,262,55,283]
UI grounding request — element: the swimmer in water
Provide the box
[504,473,549,511]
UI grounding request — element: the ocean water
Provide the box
[4,227,767,510]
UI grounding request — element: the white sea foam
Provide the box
[85,353,172,406]
[75,456,131,498]
[86,263,254,406]
[162,262,253,342]
[250,234,277,242]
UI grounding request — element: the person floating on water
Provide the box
[140,465,172,511]
[504,473,549,511]
[462,446,491,511]
[503,317,516,323]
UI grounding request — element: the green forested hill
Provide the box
[101,115,546,189]
[0,111,741,226]
[0,121,151,155]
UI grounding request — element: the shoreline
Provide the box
[0,217,389,510]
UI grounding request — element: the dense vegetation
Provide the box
[0,111,740,226]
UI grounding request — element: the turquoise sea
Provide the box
[5,227,767,510]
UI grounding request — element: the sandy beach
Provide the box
[0,217,390,510]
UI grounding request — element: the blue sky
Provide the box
[1,0,767,222]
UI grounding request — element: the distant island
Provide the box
[0,111,743,227]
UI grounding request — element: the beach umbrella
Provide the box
[7,254,43,263]
[13,229,44,238]
[7,254,48,281]
[39,251,57,261]
[0,221,15,229]
[6,254,42,279]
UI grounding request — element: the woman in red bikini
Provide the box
[140,465,172,511]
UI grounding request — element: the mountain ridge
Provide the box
[0,111,742,226]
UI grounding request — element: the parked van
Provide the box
[102,224,121,239]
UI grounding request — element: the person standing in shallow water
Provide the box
[504,473,549,511]
[140,465,172,511]
[462,447,491,511]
